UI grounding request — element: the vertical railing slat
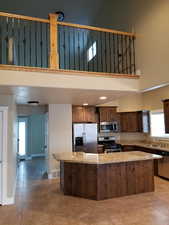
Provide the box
[0,17,7,64]
[83,29,88,71]
[97,31,102,72]
[132,36,136,74]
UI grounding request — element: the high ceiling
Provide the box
[0,85,138,105]
[0,0,129,31]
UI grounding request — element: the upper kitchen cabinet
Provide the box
[98,107,119,122]
[72,106,97,123]
[163,99,169,133]
[120,111,150,133]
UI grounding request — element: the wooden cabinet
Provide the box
[72,106,84,123]
[97,145,104,154]
[163,99,169,133]
[84,107,97,123]
[98,107,119,122]
[121,145,160,176]
[61,160,154,200]
[120,111,150,133]
[120,112,140,132]
[122,145,137,152]
[72,106,97,123]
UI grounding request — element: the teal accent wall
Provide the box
[28,114,45,156]
[19,114,46,157]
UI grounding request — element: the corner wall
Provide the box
[0,95,17,204]
[48,104,72,178]
[128,0,169,90]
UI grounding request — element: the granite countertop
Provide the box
[53,151,161,165]
[117,141,169,153]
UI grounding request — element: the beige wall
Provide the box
[143,85,169,111]
[126,0,169,90]
[0,70,140,92]
[105,84,169,112]
[48,104,72,177]
[17,105,48,116]
[117,93,143,112]
[103,93,143,112]
[0,95,17,200]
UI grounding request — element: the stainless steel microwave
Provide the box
[100,122,119,133]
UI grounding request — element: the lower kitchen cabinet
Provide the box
[97,145,104,154]
[122,145,137,152]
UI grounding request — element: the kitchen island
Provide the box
[54,151,161,200]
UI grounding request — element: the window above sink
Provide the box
[150,111,169,138]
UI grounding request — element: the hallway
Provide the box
[1,158,169,225]
[17,157,47,182]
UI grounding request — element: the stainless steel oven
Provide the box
[100,122,119,133]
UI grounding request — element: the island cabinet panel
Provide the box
[121,145,159,176]
[72,106,97,123]
[163,99,169,133]
[62,162,97,200]
[60,160,154,200]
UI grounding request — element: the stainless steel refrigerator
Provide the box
[73,123,97,153]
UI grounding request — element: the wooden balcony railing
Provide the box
[0,12,138,78]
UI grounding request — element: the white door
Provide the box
[0,111,3,204]
[18,117,28,160]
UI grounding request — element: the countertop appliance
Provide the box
[73,123,97,153]
[98,136,122,153]
[100,121,119,133]
[158,151,169,179]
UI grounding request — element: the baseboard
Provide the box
[48,169,60,179]
[26,156,32,160]
[31,153,46,158]
[4,196,15,205]
[3,173,17,205]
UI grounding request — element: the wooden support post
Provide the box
[49,13,59,69]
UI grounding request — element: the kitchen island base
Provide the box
[60,160,154,200]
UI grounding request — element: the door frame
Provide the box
[18,116,28,160]
[0,107,8,205]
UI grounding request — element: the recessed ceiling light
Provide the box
[27,101,39,106]
[83,103,88,106]
[99,96,107,100]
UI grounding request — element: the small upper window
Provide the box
[87,41,96,62]
[150,111,169,137]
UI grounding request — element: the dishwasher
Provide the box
[158,151,169,179]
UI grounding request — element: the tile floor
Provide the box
[1,158,169,225]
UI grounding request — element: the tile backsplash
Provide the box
[98,132,146,142]
[146,136,169,148]
[119,132,146,142]
[98,132,169,149]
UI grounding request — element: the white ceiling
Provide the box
[0,85,139,105]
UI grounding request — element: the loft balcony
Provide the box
[0,11,138,79]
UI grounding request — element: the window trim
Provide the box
[150,110,169,138]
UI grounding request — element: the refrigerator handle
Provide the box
[82,132,86,144]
